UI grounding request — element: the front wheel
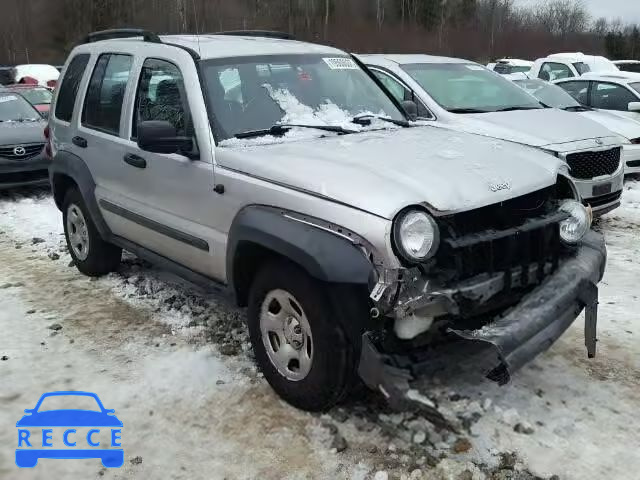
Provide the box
[247,261,359,411]
[62,188,122,277]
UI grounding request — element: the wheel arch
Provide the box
[50,150,111,239]
[227,206,375,307]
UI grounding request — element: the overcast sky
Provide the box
[514,0,640,23]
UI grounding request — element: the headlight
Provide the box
[558,200,591,244]
[394,210,439,262]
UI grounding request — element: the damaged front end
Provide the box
[358,185,607,408]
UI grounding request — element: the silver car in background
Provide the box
[361,54,626,216]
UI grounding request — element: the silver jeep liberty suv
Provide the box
[49,29,606,411]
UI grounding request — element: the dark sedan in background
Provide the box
[0,92,48,189]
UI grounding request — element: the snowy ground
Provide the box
[0,182,639,479]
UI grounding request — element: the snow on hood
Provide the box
[220,87,400,147]
[218,126,564,219]
[14,65,59,86]
[577,109,640,141]
[446,108,615,148]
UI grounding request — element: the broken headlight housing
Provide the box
[558,200,591,244]
[393,209,440,263]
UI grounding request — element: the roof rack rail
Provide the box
[215,30,295,40]
[84,28,162,44]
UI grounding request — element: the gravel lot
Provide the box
[1,182,639,480]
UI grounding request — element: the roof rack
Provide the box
[84,28,162,44]
[215,30,295,40]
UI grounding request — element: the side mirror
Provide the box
[137,120,192,155]
[401,100,418,121]
[628,102,640,112]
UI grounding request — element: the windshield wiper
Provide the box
[447,108,490,114]
[492,106,543,112]
[351,114,410,127]
[234,123,357,139]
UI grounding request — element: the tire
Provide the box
[62,187,121,277]
[247,260,359,411]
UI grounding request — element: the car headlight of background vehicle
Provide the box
[393,209,440,262]
[558,200,591,244]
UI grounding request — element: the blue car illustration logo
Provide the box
[16,391,123,468]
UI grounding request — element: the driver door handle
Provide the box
[123,153,147,169]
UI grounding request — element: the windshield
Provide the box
[573,62,591,75]
[620,64,640,73]
[514,79,581,109]
[200,54,405,142]
[17,88,53,105]
[0,94,40,121]
[402,63,542,113]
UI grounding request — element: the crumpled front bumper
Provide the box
[449,229,605,384]
[358,230,607,406]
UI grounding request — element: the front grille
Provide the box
[436,214,563,289]
[0,143,45,160]
[443,186,555,235]
[566,148,621,179]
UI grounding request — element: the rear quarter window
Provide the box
[54,54,90,122]
[82,53,133,136]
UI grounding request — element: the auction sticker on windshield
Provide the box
[15,391,123,468]
[323,57,358,70]
[0,95,18,103]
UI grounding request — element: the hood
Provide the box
[0,120,46,146]
[577,109,640,141]
[218,126,564,219]
[446,108,614,148]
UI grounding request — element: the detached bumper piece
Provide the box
[450,230,605,385]
[358,231,606,405]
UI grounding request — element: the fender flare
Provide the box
[227,206,375,300]
[49,150,112,239]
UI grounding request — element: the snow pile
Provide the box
[14,64,59,85]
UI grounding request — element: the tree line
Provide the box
[1,0,638,66]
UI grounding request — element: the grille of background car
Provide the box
[0,143,45,160]
[565,147,621,180]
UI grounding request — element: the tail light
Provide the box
[44,126,52,158]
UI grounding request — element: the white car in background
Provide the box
[554,73,640,122]
[529,53,618,81]
[489,58,533,76]
[361,54,626,215]
[613,60,640,74]
[513,78,640,174]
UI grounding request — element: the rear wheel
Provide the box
[247,260,359,411]
[62,188,121,276]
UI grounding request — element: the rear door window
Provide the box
[82,53,132,136]
[591,82,639,111]
[55,54,90,122]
